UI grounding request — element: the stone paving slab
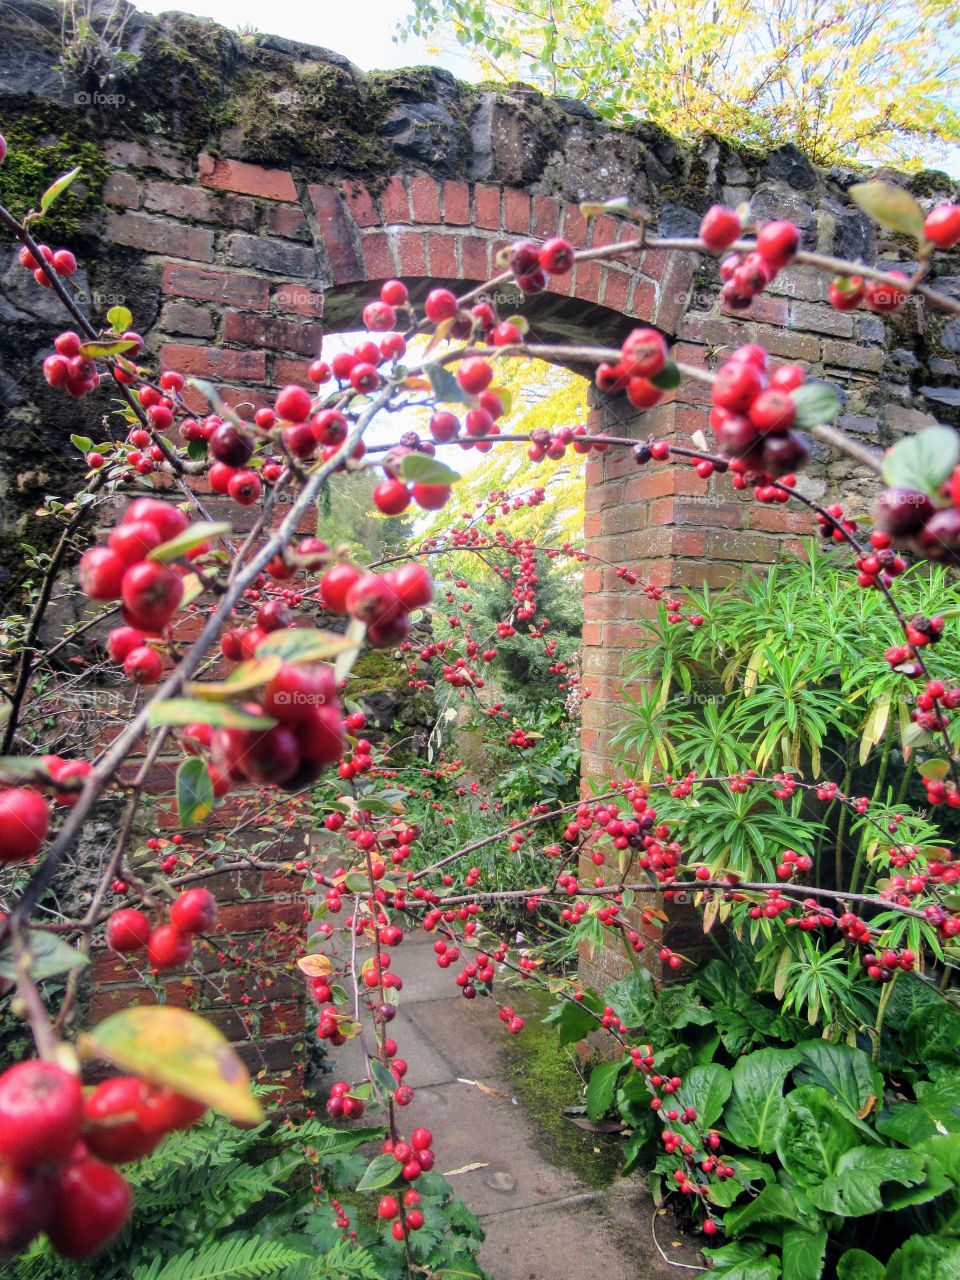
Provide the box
[404,995,506,1079]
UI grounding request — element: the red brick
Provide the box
[721,294,788,325]
[443,180,471,225]
[629,277,658,322]
[360,231,396,279]
[655,252,696,334]
[105,210,214,262]
[379,176,411,223]
[103,171,139,208]
[160,301,214,338]
[591,214,619,248]
[273,356,316,385]
[748,505,815,534]
[396,231,428,276]
[309,184,363,284]
[226,233,316,276]
[573,259,602,305]
[223,311,323,356]
[262,203,309,240]
[161,342,265,382]
[410,176,441,223]
[163,262,269,310]
[582,621,603,646]
[560,203,589,248]
[601,267,630,313]
[217,900,303,932]
[104,139,187,177]
[197,153,297,201]
[428,233,457,278]
[183,382,272,418]
[532,195,560,240]
[504,189,530,235]
[461,235,491,281]
[143,180,257,228]
[475,184,501,230]
[262,869,305,894]
[272,283,325,318]
[342,180,380,227]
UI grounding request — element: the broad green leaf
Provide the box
[255,628,355,664]
[791,382,841,428]
[77,338,139,359]
[706,1157,774,1207]
[148,520,231,562]
[187,657,283,701]
[886,1234,960,1280]
[399,452,461,487]
[176,756,215,827]
[850,180,925,239]
[792,1041,882,1122]
[782,1226,827,1280]
[545,997,601,1046]
[586,1059,623,1120]
[38,166,81,217]
[650,359,681,390]
[776,1086,859,1190]
[0,931,88,982]
[355,1152,402,1191]
[837,1251,885,1280]
[812,1144,924,1216]
[723,1047,801,1152]
[881,425,960,497]
[682,1063,732,1128]
[78,1006,263,1123]
[71,434,94,454]
[701,1240,781,1279]
[107,304,133,333]
[369,1058,398,1098]
[603,973,653,1029]
[724,1182,808,1233]
[148,698,273,730]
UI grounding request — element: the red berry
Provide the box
[626,377,663,410]
[228,470,263,505]
[82,1077,161,1164]
[0,789,50,862]
[748,389,796,434]
[429,411,460,442]
[0,1162,50,1256]
[381,279,409,306]
[755,220,800,270]
[924,203,960,249]
[106,908,151,952]
[308,360,331,384]
[457,357,494,395]
[147,924,192,971]
[124,645,163,684]
[700,205,742,252]
[373,479,411,515]
[620,328,668,378]
[539,236,574,274]
[123,498,188,542]
[47,1158,132,1259]
[412,483,451,510]
[363,300,397,332]
[275,385,313,423]
[52,248,77,276]
[712,360,765,412]
[424,289,458,323]
[170,888,218,934]
[828,274,865,311]
[320,563,363,613]
[121,561,183,631]
[391,563,433,609]
[865,272,908,313]
[378,1194,399,1219]
[79,547,127,600]
[0,1061,83,1167]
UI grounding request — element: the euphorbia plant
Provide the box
[1,120,960,1273]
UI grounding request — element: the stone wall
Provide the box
[1,0,958,1013]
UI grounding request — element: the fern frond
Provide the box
[131,1235,306,1280]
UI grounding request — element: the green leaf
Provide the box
[579,196,631,217]
[0,931,88,983]
[399,452,461,487]
[782,1226,827,1280]
[107,304,133,334]
[545,997,600,1046]
[38,166,81,217]
[811,1144,924,1217]
[886,1234,960,1280]
[187,657,282,701]
[77,338,140,359]
[148,521,231,562]
[791,382,841,428]
[71,434,93,454]
[775,1086,859,1193]
[792,1040,882,1122]
[255,627,357,664]
[78,1006,263,1123]
[701,1240,781,1279]
[176,756,215,827]
[837,1250,885,1280]
[850,181,926,240]
[131,1236,307,1279]
[603,973,653,1029]
[586,1059,623,1120]
[723,1047,801,1152]
[682,1063,732,1128]
[649,359,681,390]
[724,1182,808,1234]
[424,361,474,406]
[355,1152,402,1192]
[881,425,960,497]
[148,699,273,730]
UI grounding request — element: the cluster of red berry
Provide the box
[708,345,809,480]
[0,1059,204,1260]
[319,559,433,648]
[106,886,217,971]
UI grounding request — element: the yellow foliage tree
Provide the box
[400,0,960,167]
